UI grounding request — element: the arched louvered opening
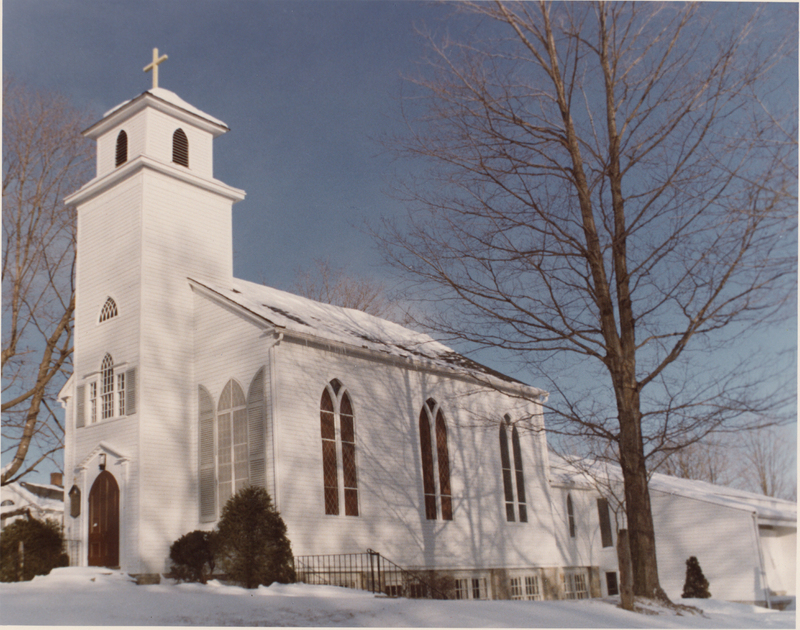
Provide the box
[172,128,189,167]
[247,368,267,490]
[99,297,118,322]
[320,380,359,516]
[420,398,452,521]
[115,131,127,167]
[217,379,246,509]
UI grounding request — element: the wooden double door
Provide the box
[88,471,119,568]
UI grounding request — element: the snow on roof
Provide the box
[103,88,228,128]
[550,454,796,525]
[0,482,64,516]
[193,277,537,391]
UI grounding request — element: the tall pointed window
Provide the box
[99,297,118,322]
[499,416,527,522]
[198,369,266,522]
[320,379,358,516]
[419,398,452,520]
[217,379,247,508]
[567,493,576,538]
[115,130,128,167]
[172,128,189,167]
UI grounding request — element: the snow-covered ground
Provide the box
[0,567,794,628]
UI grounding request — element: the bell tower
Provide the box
[63,50,245,574]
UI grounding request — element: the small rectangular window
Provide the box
[525,575,542,600]
[597,498,614,548]
[606,571,619,596]
[510,577,523,600]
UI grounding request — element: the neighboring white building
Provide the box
[1,476,65,529]
[550,456,797,608]
[58,76,795,606]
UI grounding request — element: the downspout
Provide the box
[752,511,771,609]
[268,332,283,512]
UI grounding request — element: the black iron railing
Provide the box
[294,549,449,599]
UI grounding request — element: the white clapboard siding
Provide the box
[270,336,559,571]
[651,490,762,602]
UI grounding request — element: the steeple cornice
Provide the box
[84,90,230,139]
[65,154,245,207]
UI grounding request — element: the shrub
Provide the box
[0,518,69,582]
[681,556,711,598]
[216,486,295,589]
[169,530,218,584]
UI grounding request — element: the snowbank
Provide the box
[0,567,794,627]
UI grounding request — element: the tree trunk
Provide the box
[617,529,635,611]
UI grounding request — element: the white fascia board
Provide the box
[64,155,246,207]
[58,373,75,403]
[84,92,229,139]
[189,279,281,333]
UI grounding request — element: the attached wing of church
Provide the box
[58,68,795,606]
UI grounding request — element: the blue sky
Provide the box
[5,0,453,289]
[4,1,796,485]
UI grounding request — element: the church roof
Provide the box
[103,88,228,129]
[549,454,797,526]
[192,277,539,392]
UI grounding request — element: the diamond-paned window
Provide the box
[320,380,359,516]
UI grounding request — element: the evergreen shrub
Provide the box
[0,518,69,582]
[217,486,295,589]
[169,530,218,583]
[681,555,711,598]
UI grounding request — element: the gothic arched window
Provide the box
[419,398,452,520]
[320,379,358,516]
[172,128,189,167]
[99,297,118,322]
[499,416,528,522]
[217,379,247,509]
[115,130,128,167]
[198,369,266,523]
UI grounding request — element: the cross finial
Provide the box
[144,48,168,90]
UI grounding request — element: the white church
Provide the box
[58,53,795,606]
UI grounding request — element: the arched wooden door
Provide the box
[88,470,119,567]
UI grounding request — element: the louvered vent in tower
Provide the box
[172,128,189,167]
[115,131,128,167]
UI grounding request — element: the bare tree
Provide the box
[653,438,734,487]
[2,79,93,484]
[289,258,410,324]
[737,428,796,501]
[380,2,797,598]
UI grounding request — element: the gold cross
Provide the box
[143,48,168,90]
